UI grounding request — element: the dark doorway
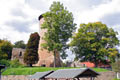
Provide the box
[41,64,46,67]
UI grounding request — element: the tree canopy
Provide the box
[41,1,76,67]
[70,22,119,67]
[24,32,40,67]
[14,40,26,49]
[0,39,13,60]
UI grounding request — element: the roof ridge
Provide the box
[56,68,87,71]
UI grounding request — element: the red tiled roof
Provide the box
[81,62,95,68]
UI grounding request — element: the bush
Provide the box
[0,59,24,68]
[0,59,10,67]
[9,59,24,68]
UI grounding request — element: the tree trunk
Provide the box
[94,61,98,67]
[53,49,56,67]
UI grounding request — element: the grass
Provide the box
[92,68,109,72]
[2,67,109,75]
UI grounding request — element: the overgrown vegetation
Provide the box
[0,59,24,68]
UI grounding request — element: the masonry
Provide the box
[1,71,116,80]
[11,48,25,64]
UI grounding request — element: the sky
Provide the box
[0,0,120,61]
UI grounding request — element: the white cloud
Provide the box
[77,0,120,25]
[0,0,42,43]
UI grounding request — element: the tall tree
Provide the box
[0,39,13,60]
[70,22,119,67]
[24,32,40,67]
[14,40,26,49]
[41,1,76,67]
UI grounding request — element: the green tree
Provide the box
[112,60,120,79]
[24,32,40,67]
[0,39,13,60]
[14,40,26,49]
[70,22,119,67]
[41,1,76,67]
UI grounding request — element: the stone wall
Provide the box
[11,48,26,64]
[1,71,116,80]
[1,75,30,80]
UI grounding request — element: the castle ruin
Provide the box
[11,15,61,67]
[11,48,25,64]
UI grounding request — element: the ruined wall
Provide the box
[11,48,25,64]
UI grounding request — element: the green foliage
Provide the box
[41,1,76,62]
[9,59,24,68]
[2,67,108,75]
[0,59,11,67]
[0,59,23,68]
[0,39,13,60]
[24,32,40,67]
[14,40,26,49]
[70,22,119,66]
[112,60,120,73]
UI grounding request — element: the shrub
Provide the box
[9,59,24,68]
[0,59,10,67]
[0,59,24,68]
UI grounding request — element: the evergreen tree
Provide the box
[24,32,40,67]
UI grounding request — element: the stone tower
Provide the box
[36,15,61,67]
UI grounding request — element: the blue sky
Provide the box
[0,0,120,61]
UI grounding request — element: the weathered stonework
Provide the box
[11,48,25,64]
[1,71,116,80]
[35,15,61,67]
